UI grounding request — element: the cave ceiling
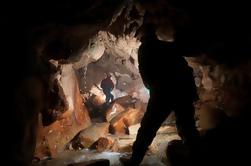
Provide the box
[2,0,251,66]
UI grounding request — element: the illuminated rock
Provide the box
[77,123,110,148]
[201,66,213,90]
[91,137,119,152]
[89,94,106,107]
[34,114,50,160]
[109,108,144,135]
[105,102,126,122]
[128,123,140,135]
[34,65,91,159]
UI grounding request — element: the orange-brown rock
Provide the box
[34,114,49,159]
[105,102,125,122]
[78,123,110,148]
[91,136,119,152]
[89,94,105,107]
[34,65,91,159]
[35,108,91,158]
[109,108,144,135]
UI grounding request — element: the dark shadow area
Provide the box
[167,113,251,166]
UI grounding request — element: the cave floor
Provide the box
[32,125,179,166]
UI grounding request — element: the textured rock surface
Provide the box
[187,57,251,129]
[69,123,110,149]
[105,103,126,122]
[35,65,91,159]
[109,108,144,135]
[91,137,119,152]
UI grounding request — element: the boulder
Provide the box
[128,124,140,135]
[109,108,144,135]
[91,137,119,152]
[34,65,91,159]
[105,102,125,122]
[89,94,105,107]
[71,123,109,149]
[113,95,135,108]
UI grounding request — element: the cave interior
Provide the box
[2,0,251,166]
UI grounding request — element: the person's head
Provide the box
[106,73,112,78]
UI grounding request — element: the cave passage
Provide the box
[33,30,180,166]
[3,1,251,166]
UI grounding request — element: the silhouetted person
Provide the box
[121,23,200,165]
[101,73,114,105]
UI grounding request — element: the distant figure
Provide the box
[101,73,114,105]
[121,22,200,165]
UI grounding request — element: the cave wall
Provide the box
[35,64,91,159]
[74,31,149,103]
[187,56,251,129]
[2,1,125,165]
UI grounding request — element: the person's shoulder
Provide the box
[101,78,106,82]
